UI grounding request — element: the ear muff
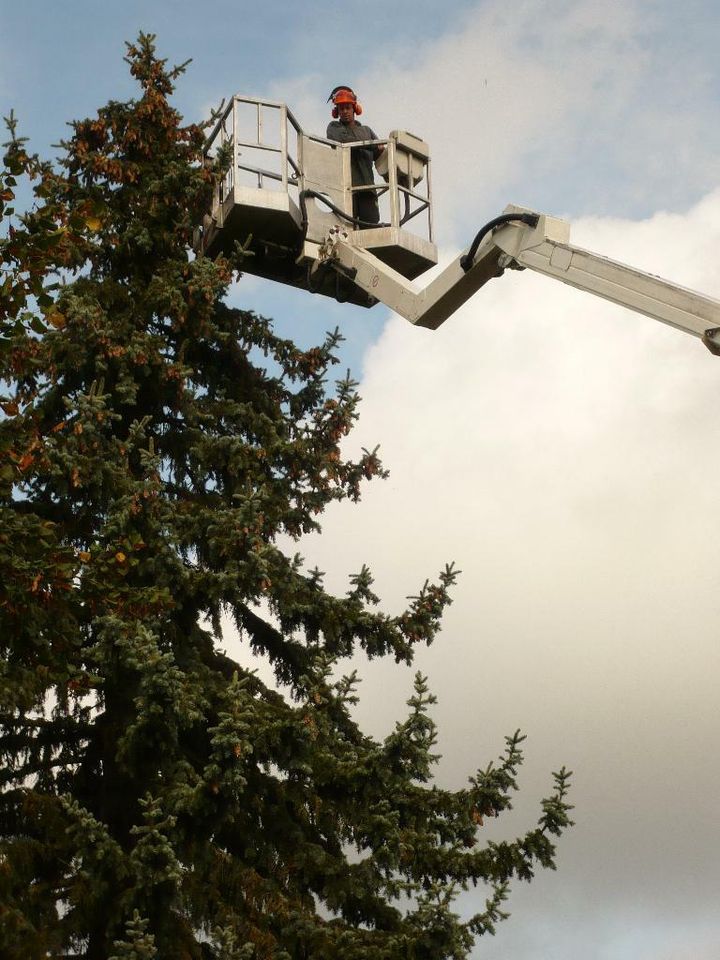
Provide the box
[332,105,339,118]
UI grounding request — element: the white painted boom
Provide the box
[319,205,720,354]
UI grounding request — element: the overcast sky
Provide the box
[4,2,720,958]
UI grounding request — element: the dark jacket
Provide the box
[326,120,381,189]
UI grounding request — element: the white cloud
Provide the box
[292,190,720,957]
[223,4,720,955]
[275,0,720,243]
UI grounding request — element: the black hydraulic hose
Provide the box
[399,191,412,227]
[300,189,390,231]
[459,212,540,273]
[300,188,417,232]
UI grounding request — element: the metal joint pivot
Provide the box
[318,225,349,263]
[702,327,720,356]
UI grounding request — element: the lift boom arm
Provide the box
[319,205,720,354]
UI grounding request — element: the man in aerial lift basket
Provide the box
[326,85,385,229]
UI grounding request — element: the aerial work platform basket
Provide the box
[194,95,437,306]
[194,94,720,352]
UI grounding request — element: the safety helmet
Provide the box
[328,85,363,117]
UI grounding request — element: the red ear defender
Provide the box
[354,101,363,116]
[332,106,339,118]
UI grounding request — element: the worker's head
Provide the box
[328,86,362,121]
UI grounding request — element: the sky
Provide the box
[4,2,720,958]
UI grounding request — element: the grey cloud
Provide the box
[290,195,720,957]
[239,6,720,956]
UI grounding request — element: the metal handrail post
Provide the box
[232,97,239,201]
[388,139,400,228]
[343,147,352,220]
[426,156,434,243]
[256,102,262,188]
[280,104,288,190]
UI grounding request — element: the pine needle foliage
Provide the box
[0,35,572,959]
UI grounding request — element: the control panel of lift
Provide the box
[196,95,720,354]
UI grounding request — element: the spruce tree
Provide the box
[0,35,572,959]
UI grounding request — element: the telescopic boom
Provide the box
[318,206,720,354]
